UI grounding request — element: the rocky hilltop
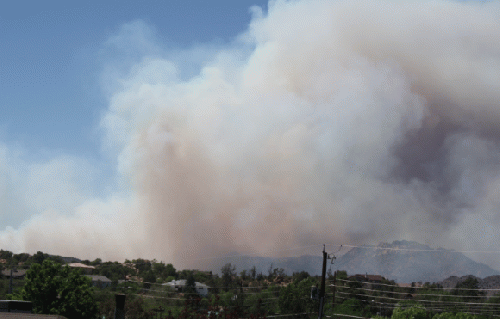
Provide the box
[334,240,500,283]
[207,240,499,283]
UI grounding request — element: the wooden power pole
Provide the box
[332,270,337,308]
[318,245,328,319]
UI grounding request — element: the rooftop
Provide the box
[1,270,26,278]
[68,263,95,269]
[85,275,111,282]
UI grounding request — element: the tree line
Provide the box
[2,248,500,318]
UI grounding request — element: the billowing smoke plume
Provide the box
[2,0,500,269]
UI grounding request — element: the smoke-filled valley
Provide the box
[1,0,500,271]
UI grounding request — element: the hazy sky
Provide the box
[0,0,267,228]
[2,0,500,270]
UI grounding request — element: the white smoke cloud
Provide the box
[2,0,500,269]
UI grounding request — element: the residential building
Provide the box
[163,280,210,297]
[85,275,112,288]
[1,270,26,279]
[68,263,95,275]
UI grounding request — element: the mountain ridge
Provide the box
[333,240,500,283]
[205,240,499,283]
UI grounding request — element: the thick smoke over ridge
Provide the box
[2,0,500,269]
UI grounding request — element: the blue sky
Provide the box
[0,0,267,159]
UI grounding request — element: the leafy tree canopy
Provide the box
[20,259,98,319]
[250,265,257,280]
[391,305,427,319]
[433,312,477,319]
[221,263,236,291]
[279,277,319,314]
[153,262,177,280]
[452,277,485,302]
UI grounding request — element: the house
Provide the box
[68,263,95,275]
[348,274,386,289]
[1,270,26,279]
[85,275,112,288]
[163,280,210,297]
[397,283,416,299]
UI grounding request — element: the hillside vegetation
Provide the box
[2,248,500,318]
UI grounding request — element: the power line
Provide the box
[332,295,500,310]
[331,284,499,298]
[266,312,317,318]
[334,278,500,291]
[328,244,500,254]
[325,314,373,319]
[334,291,500,307]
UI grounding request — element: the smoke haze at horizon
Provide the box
[1,0,500,270]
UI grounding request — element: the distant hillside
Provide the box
[333,240,500,283]
[207,241,500,283]
[205,255,324,277]
[60,256,82,264]
[439,275,500,296]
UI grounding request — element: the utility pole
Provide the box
[114,294,126,319]
[332,270,336,308]
[318,245,328,319]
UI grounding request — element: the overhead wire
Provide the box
[327,244,500,254]
[334,278,500,291]
[331,296,500,312]
[334,291,500,307]
[331,284,499,298]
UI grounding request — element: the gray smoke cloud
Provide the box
[2,0,500,269]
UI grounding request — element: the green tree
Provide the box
[96,261,135,283]
[433,312,477,319]
[452,277,485,302]
[250,266,257,280]
[347,279,368,305]
[391,305,427,319]
[20,259,98,319]
[267,263,274,280]
[330,298,365,317]
[278,277,319,315]
[221,263,236,292]
[32,251,47,265]
[185,272,197,296]
[293,271,310,283]
[240,269,247,280]
[165,263,176,277]
[336,270,347,280]
[153,262,176,280]
[0,250,13,260]
[91,258,102,266]
[133,259,151,275]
